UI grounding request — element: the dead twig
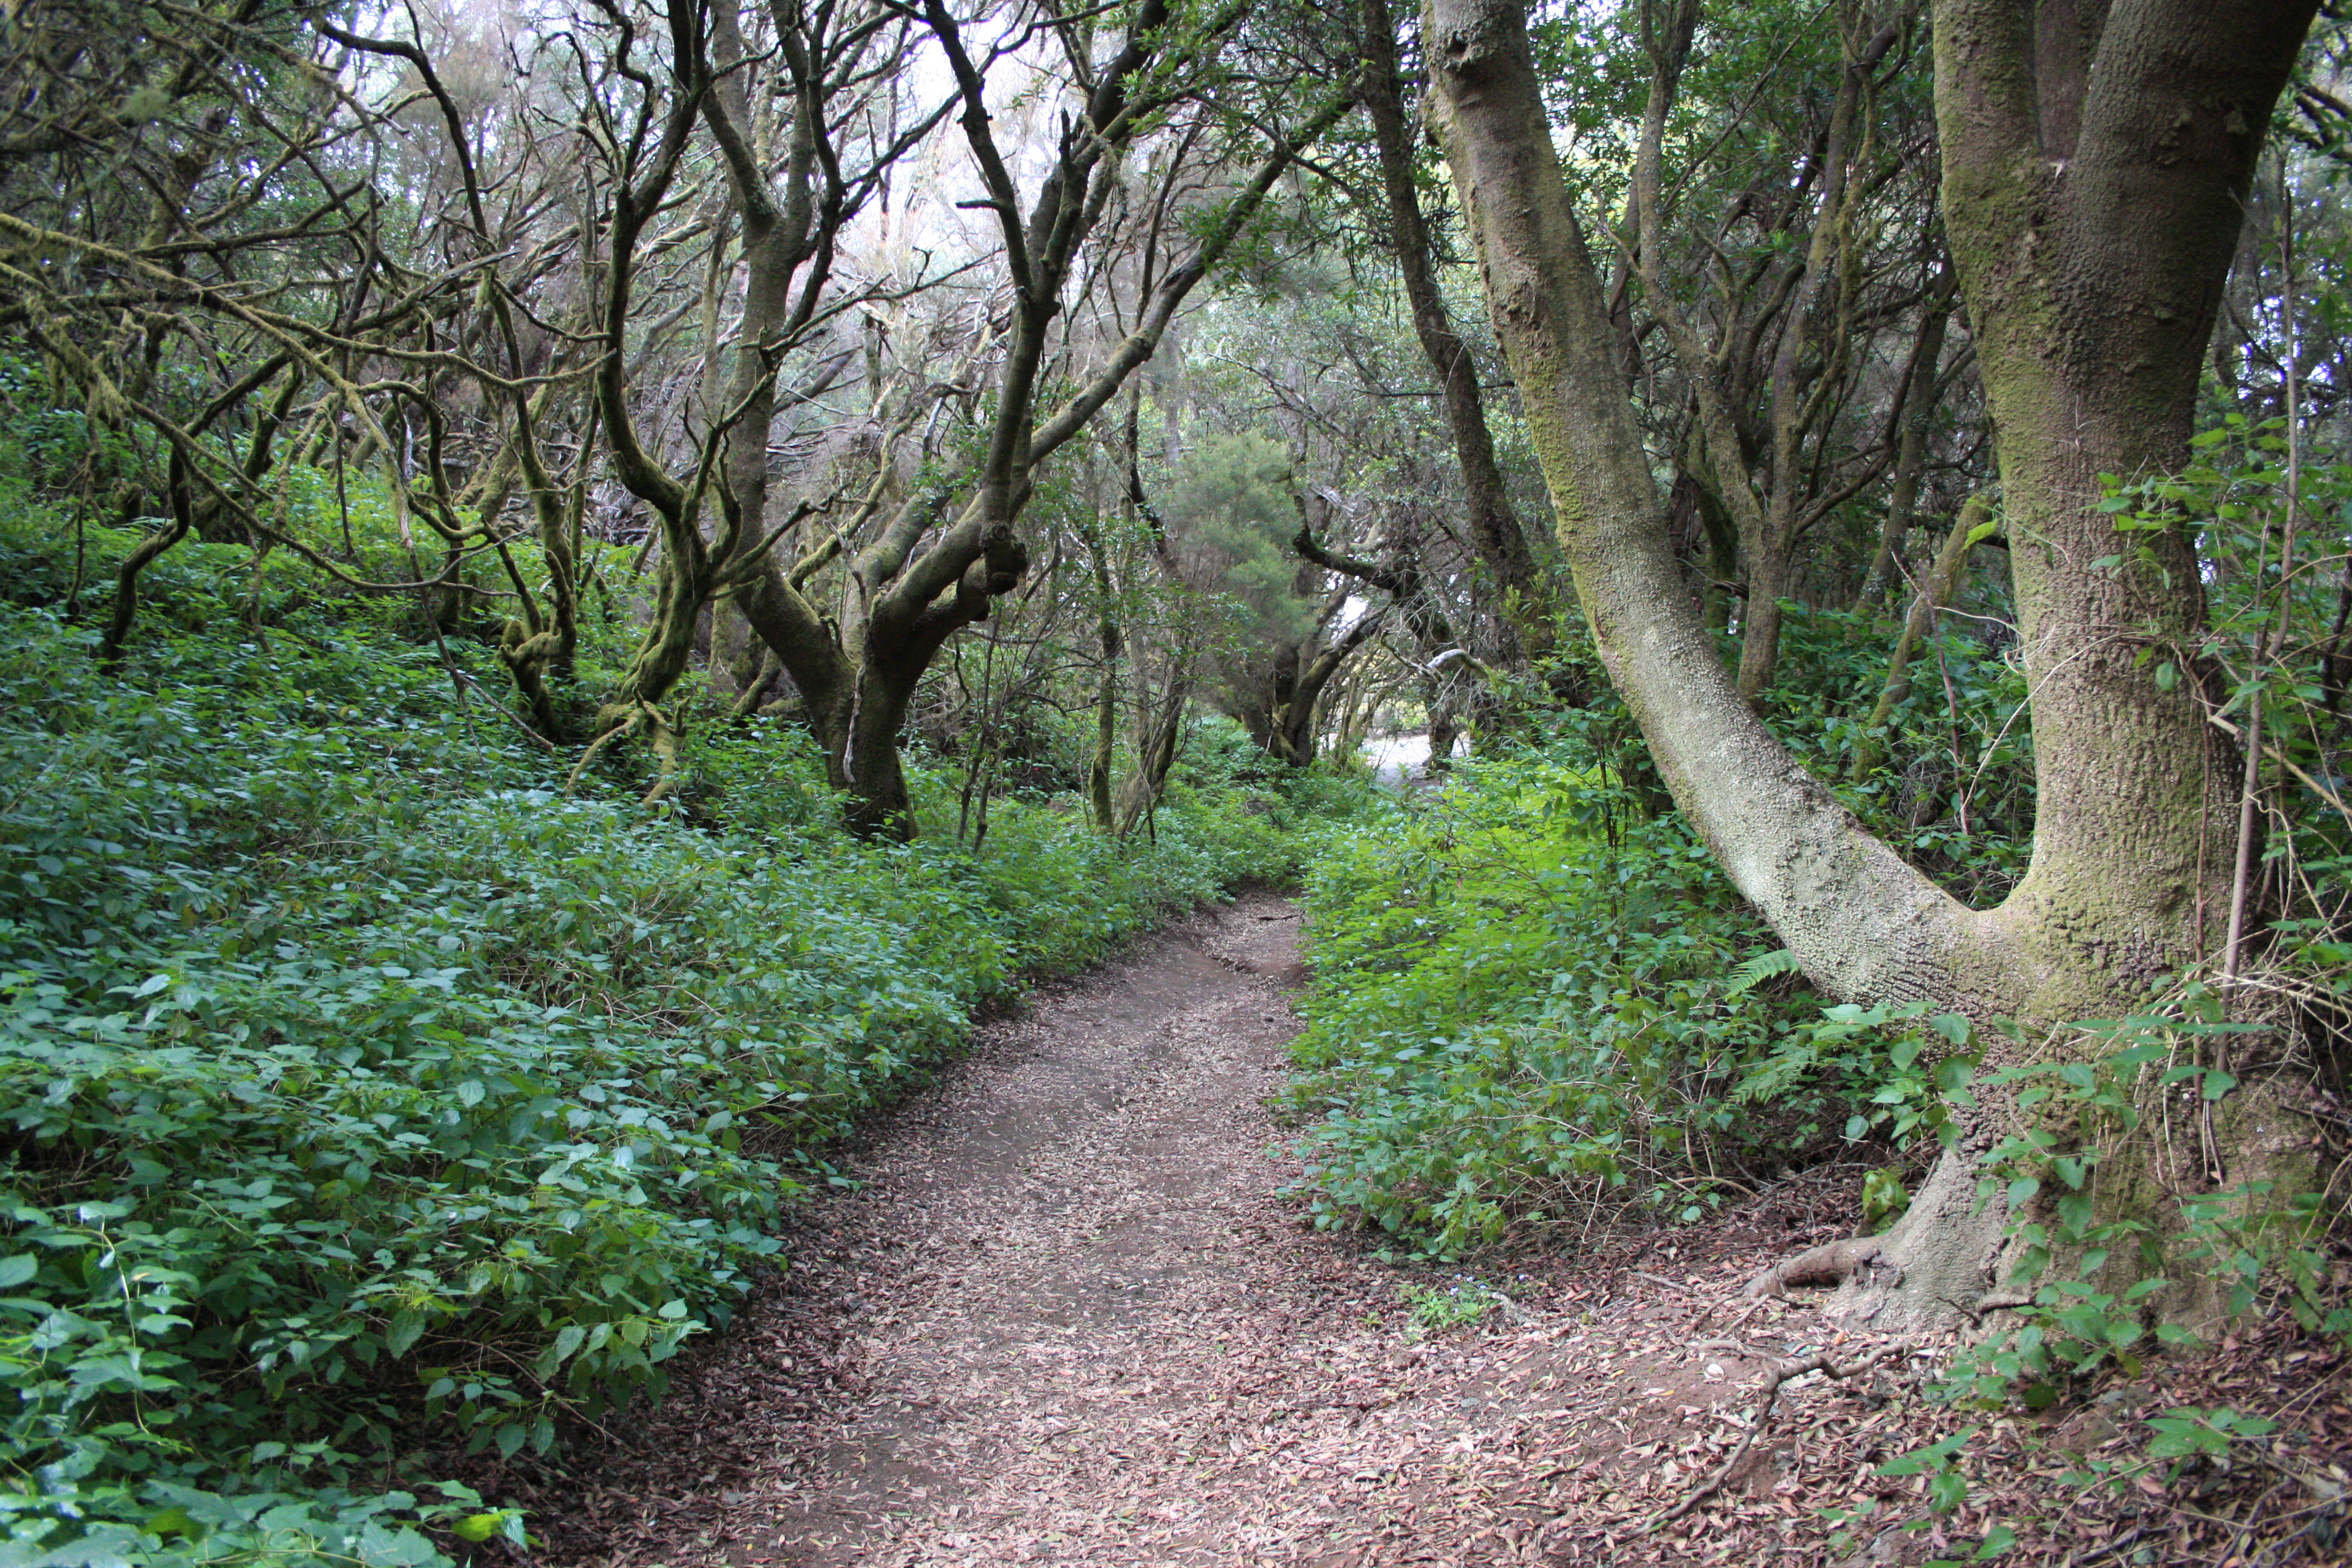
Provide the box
[1650,1344,1902,1529]
[1628,1269,1696,1293]
[1687,1337,1759,1358]
[1690,1294,1776,1338]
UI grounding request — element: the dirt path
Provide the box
[528,892,1780,1566]
[525,894,1824,1566]
[755,888,1320,1561]
[517,894,2351,1568]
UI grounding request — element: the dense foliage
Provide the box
[1288,744,1783,1253]
[5,0,2352,1558]
[0,497,1346,1564]
[1286,526,2348,1262]
[1282,612,2029,1255]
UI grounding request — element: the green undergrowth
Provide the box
[1279,623,2040,1258]
[1284,742,1812,1254]
[0,506,1353,1563]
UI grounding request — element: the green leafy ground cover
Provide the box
[1284,434,2352,1269]
[1281,616,2039,1258]
[0,502,1345,1564]
[1284,743,1808,1254]
[1284,590,2349,1525]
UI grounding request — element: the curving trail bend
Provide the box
[533,892,1858,1568]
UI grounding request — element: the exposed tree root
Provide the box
[639,703,681,805]
[726,648,779,721]
[1740,1237,1894,1298]
[441,662,557,752]
[562,702,680,804]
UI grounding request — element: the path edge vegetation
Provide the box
[0,495,1376,1565]
[1,0,2348,1559]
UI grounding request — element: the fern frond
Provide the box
[1726,947,1802,996]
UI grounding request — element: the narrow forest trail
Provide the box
[528,890,1831,1567]
[517,893,2323,1568]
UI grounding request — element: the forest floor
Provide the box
[512,893,2350,1568]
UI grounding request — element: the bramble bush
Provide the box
[0,497,1347,1564]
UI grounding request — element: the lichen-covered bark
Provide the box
[1931,0,2307,995]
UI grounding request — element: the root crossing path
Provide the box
[538,893,1857,1567]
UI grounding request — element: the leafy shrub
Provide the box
[0,500,1331,1563]
[1282,744,1809,1255]
[1398,1275,1500,1333]
[1758,601,2035,907]
[1280,578,2066,1260]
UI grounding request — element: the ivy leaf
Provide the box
[454,1513,508,1543]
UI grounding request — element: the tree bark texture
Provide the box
[1930,0,2308,988]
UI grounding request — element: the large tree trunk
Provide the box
[842,662,920,839]
[1264,644,1314,766]
[1423,0,2314,1330]
[1926,0,2303,990]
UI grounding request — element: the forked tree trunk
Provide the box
[1117,668,1189,835]
[713,33,1350,839]
[1250,609,1388,768]
[1423,0,2315,1330]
